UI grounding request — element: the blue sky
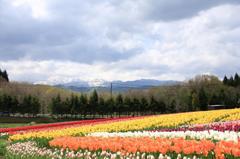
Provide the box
[0,0,240,84]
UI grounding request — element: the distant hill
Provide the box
[55,79,181,92]
[0,81,78,113]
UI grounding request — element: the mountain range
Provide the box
[55,79,180,92]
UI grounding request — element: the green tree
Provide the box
[79,94,88,117]
[168,99,176,113]
[89,90,99,116]
[149,96,158,114]
[31,96,41,114]
[187,93,193,111]
[225,93,236,108]
[229,76,234,86]
[0,69,9,82]
[132,97,140,115]
[2,70,9,82]
[123,97,131,115]
[98,97,106,117]
[219,89,226,105]
[140,97,148,115]
[198,87,208,110]
[3,94,13,113]
[158,100,166,113]
[0,94,3,112]
[234,73,240,86]
[11,96,19,113]
[105,97,114,117]
[70,94,79,114]
[20,95,40,114]
[63,97,71,114]
[236,93,240,107]
[209,93,219,105]
[223,75,228,85]
[191,92,199,111]
[51,94,62,114]
[115,94,123,117]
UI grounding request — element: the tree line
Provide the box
[223,73,240,87]
[1,83,239,116]
[0,69,9,82]
[0,94,40,114]
[0,69,240,116]
[51,90,169,116]
[51,83,239,116]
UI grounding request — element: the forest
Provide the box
[0,68,240,116]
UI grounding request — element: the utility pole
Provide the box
[110,82,113,98]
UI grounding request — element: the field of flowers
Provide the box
[2,108,240,159]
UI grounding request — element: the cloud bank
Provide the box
[0,0,240,84]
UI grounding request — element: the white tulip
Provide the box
[88,130,240,142]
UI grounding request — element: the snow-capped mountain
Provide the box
[55,79,180,92]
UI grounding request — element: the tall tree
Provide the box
[191,92,199,111]
[209,93,219,105]
[149,96,158,114]
[3,94,13,113]
[115,94,123,117]
[158,100,166,113]
[236,93,240,107]
[140,97,148,114]
[198,87,208,110]
[20,95,40,114]
[132,97,140,115]
[31,96,41,114]
[51,94,62,114]
[89,90,99,116]
[0,94,3,112]
[70,94,79,114]
[223,75,228,85]
[2,70,9,82]
[63,98,71,114]
[105,97,114,116]
[187,93,193,111]
[0,69,9,82]
[218,89,226,105]
[79,94,88,117]
[168,99,176,113]
[11,96,19,113]
[123,97,131,115]
[229,76,234,86]
[234,73,240,86]
[98,97,106,117]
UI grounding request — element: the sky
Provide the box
[0,0,240,84]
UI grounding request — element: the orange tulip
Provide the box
[49,136,240,158]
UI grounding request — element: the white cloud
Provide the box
[0,60,147,84]
[0,1,240,83]
[110,4,240,81]
[12,0,49,19]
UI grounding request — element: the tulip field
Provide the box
[2,109,240,158]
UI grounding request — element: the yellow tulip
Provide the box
[9,108,240,141]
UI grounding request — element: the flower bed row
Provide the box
[6,141,186,159]
[5,108,240,159]
[0,116,135,134]
[6,133,240,159]
[151,120,240,132]
[88,130,240,142]
[9,108,240,141]
[48,136,240,159]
